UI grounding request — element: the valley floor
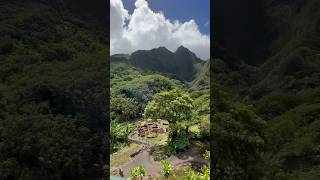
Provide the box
[110,120,208,179]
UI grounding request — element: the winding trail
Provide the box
[119,131,208,178]
[122,144,162,177]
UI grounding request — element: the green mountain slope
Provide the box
[252,0,320,96]
[190,59,210,91]
[111,46,203,82]
[213,0,320,179]
[0,1,107,179]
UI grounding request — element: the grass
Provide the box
[151,140,209,162]
[151,145,174,161]
[110,143,143,167]
[137,133,168,145]
[147,133,168,145]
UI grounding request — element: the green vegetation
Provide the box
[213,0,320,179]
[110,63,183,152]
[130,150,210,179]
[145,89,193,152]
[113,46,203,82]
[138,133,168,145]
[183,166,210,180]
[110,45,210,178]
[161,160,173,178]
[110,120,134,152]
[0,1,107,179]
[110,143,143,167]
[144,88,210,154]
[110,64,210,157]
[181,150,210,180]
[129,165,146,180]
[212,82,266,179]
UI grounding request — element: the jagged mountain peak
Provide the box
[111,46,204,81]
[175,45,190,52]
[132,46,172,54]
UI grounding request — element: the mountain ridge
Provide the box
[111,46,206,82]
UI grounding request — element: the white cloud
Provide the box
[110,0,210,60]
[204,20,210,27]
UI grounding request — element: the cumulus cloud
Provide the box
[110,0,210,60]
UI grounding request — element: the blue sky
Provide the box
[122,0,210,35]
[111,0,210,59]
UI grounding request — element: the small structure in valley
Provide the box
[136,119,169,137]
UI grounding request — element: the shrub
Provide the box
[161,160,173,178]
[129,165,146,180]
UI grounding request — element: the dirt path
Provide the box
[122,144,162,177]
[120,142,208,178]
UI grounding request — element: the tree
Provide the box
[161,160,173,178]
[110,94,140,121]
[144,89,194,123]
[144,89,194,152]
[110,120,134,152]
[212,82,266,179]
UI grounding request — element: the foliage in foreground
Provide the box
[110,120,134,153]
[182,150,210,180]
[129,165,146,180]
[161,160,173,178]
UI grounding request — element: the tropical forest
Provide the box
[213,0,320,179]
[110,46,210,179]
[0,0,108,179]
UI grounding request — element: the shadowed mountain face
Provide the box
[213,0,320,96]
[253,0,320,95]
[212,1,320,179]
[111,46,204,82]
[213,0,271,65]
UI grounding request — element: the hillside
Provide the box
[0,1,108,179]
[252,0,320,96]
[213,0,320,179]
[190,59,210,91]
